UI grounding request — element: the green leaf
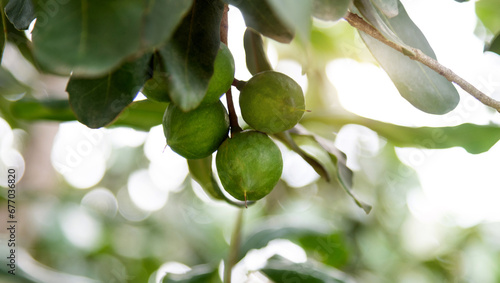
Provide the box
[298,233,350,268]
[141,0,193,49]
[243,28,273,75]
[239,219,331,260]
[267,0,312,42]
[187,156,226,201]
[354,0,460,114]
[228,0,294,43]
[10,98,168,131]
[5,0,35,30]
[371,0,398,18]
[476,0,500,33]
[160,0,223,111]
[488,32,500,56]
[304,111,500,154]
[311,0,350,22]
[32,0,191,76]
[0,66,30,99]
[261,256,350,283]
[274,131,331,181]
[289,126,371,214]
[162,265,220,283]
[66,54,150,128]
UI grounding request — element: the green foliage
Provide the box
[243,28,273,75]
[354,0,460,114]
[226,0,294,43]
[160,0,224,111]
[66,54,150,128]
[2,0,500,282]
[5,0,35,30]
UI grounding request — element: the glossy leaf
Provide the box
[261,256,350,283]
[354,0,460,114]
[239,219,330,260]
[299,233,350,268]
[32,0,191,76]
[305,111,500,154]
[162,265,220,283]
[243,28,273,75]
[66,55,150,128]
[160,0,223,111]
[10,98,168,131]
[267,0,312,42]
[311,0,350,22]
[5,0,35,30]
[488,32,500,56]
[289,126,371,214]
[371,0,398,18]
[227,0,293,43]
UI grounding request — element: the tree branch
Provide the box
[344,12,500,113]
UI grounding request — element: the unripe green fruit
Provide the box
[216,131,283,201]
[142,70,171,103]
[163,101,229,159]
[239,71,305,134]
[201,42,235,105]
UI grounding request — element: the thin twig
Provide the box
[344,12,500,113]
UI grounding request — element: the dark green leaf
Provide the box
[304,111,500,154]
[354,0,460,114]
[228,0,294,43]
[10,98,168,131]
[488,32,500,55]
[311,0,350,22]
[32,0,190,76]
[239,219,330,260]
[141,0,193,49]
[267,0,312,42]
[5,0,35,30]
[371,0,398,18]
[289,126,371,214]
[243,28,273,75]
[66,55,150,128]
[160,0,223,111]
[261,256,351,283]
[0,66,30,99]
[162,265,220,283]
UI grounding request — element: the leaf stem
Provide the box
[344,11,500,113]
[224,209,244,283]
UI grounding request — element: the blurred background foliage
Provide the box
[1,0,500,282]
